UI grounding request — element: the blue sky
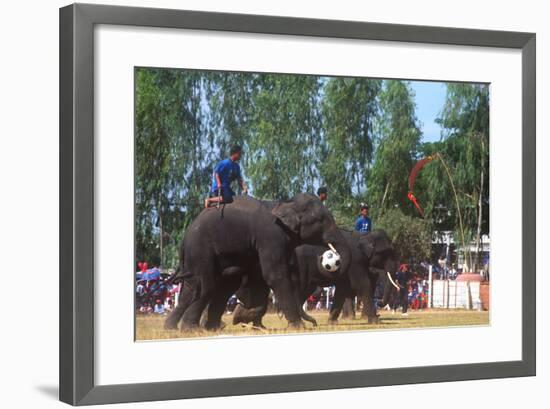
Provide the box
[409,80,447,143]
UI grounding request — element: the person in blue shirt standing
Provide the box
[204,145,247,208]
[354,204,372,234]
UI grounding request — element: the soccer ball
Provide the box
[321,249,341,273]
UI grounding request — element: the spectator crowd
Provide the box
[135,262,180,315]
[135,260,456,318]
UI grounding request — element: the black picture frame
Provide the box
[59,3,536,405]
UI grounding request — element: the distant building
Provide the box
[432,231,490,272]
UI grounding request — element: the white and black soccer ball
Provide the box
[321,249,341,273]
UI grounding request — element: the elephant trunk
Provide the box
[323,228,352,276]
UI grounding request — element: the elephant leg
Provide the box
[181,268,217,331]
[204,299,226,331]
[252,303,268,328]
[232,303,268,328]
[204,278,240,331]
[181,291,213,330]
[328,287,347,324]
[341,297,356,319]
[360,295,379,324]
[263,274,303,328]
[234,273,270,328]
[231,303,248,325]
[233,290,306,328]
[272,284,303,328]
[164,281,196,330]
[359,277,379,324]
[247,274,270,328]
[260,251,303,329]
[356,281,379,323]
[350,272,378,324]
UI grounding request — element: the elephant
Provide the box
[231,229,400,327]
[167,193,352,331]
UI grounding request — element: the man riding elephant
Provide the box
[204,145,247,208]
[168,193,352,331]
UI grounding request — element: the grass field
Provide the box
[135,309,489,341]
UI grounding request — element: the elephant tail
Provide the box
[165,243,191,285]
[165,266,191,285]
[171,272,196,287]
[179,240,185,276]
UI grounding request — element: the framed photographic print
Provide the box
[59,3,536,405]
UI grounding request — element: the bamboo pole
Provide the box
[436,153,471,272]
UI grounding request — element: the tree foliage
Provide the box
[376,208,432,263]
[246,75,323,199]
[135,68,489,271]
[415,83,489,269]
[136,69,215,266]
[321,78,381,213]
[368,81,422,216]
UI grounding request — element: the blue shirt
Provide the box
[354,216,372,233]
[211,159,242,193]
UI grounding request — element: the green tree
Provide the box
[135,68,216,268]
[321,77,381,220]
[368,80,422,217]
[376,208,432,263]
[245,74,323,199]
[417,83,489,270]
[134,68,489,273]
[207,72,255,150]
[135,68,172,267]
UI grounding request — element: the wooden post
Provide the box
[437,153,471,271]
[174,284,180,307]
[428,264,433,308]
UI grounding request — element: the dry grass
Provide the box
[135,309,489,341]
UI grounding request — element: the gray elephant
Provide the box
[166,229,399,331]
[168,193,352,331]
[232,229,400,327]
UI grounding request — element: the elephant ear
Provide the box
[374,235,393,254]
[358,238,375,258]
[272,202,300,234]
[358,231,392,258]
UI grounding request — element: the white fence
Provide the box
[429,279,482,310]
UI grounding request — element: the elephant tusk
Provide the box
[327,243,339,256]
[387,272,401,290]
